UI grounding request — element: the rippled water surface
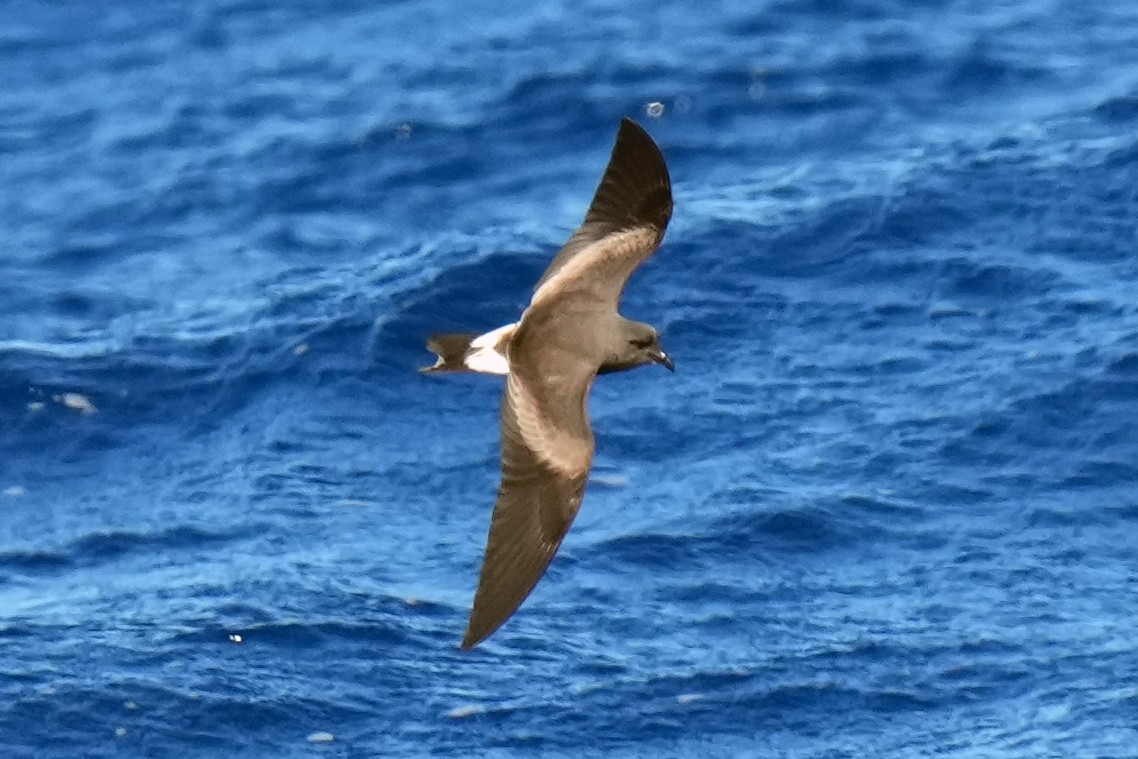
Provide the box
[3,2,1138,757]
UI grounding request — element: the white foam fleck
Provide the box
[447,705,483,719]
[307,731,335,743]
[57,392,97,414]
[124,701,138,711]
[293,343,310,356]
[677,693,704,704]
[114,727,127,738]
[590,474,629,488]
[229,633,243,644]
[4,486,26,497]
[27,401,44,412]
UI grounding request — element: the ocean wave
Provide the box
[5,0,1138,756]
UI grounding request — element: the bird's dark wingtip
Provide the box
[580,115,672,232]
[618,116,648,137]
[460,627,484,651]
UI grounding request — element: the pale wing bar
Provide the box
[462,372,592,649]
[530,225,663,310]
[533,118,672,296]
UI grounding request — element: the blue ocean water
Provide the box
[3,0,1138,756]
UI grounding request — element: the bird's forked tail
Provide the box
[420,324,514,375]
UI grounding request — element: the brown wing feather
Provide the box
[457,370,591,650]
[461,119,671,648]
[533,118,672,295]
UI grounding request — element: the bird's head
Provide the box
[602,320,674,374]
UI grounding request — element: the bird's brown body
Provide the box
[423,118,674,649]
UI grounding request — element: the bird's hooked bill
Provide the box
[651,350,674,372]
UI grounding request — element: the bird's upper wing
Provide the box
[530,117,672,310]
[461,327,596,650]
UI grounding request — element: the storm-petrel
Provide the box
[422,118,674,649]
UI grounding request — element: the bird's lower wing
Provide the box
[462,373,593,650]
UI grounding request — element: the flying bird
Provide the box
[422,118,674,649]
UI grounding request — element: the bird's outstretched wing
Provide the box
[462,354,595,650]
[531,117,672,309]
[461,118,671,649]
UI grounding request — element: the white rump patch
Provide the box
[465,348,509,375]
[464,323,513,375]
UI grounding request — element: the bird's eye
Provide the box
[630,337,653,349]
